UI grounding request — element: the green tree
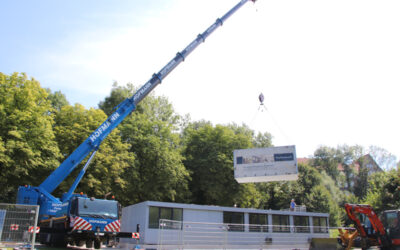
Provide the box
[99,83,190,204]
[313,146,342,181]
[253,131,273,148]
[313,144,364,190]
[363,171,390,213]
[353,164,369,199]
[370,169,400,212]
[342,164,356,192]
[261,181,303,210]
[297,163,322,194]
[183,123,253,206]
[233,183,262,208]
[98,82,134,116]
[257,164,324,211]
[99,82,180,125]
[305,185,342,226]
[120,112,190,203]
[291,163,345,226]
[0,73,60,202]
[320,171,346,206]
[46,89,69,111]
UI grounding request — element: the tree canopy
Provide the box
[183,123,253,206]
[0,73,61,202]
[98,82,189,205]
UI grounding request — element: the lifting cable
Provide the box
[250,94,292,145]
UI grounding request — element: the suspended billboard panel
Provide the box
[234,145,298,183]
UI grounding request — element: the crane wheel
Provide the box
[94,239,101,249]
[86,239,93,248]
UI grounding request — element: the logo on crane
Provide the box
[89,112,120,143]
[133,82,152,103]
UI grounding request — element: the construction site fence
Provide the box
[0,203,39,250]
[157,219,332,250]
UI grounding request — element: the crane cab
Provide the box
[69,196,120,220]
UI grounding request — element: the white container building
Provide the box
[120,201,330,249]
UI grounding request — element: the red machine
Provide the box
[343,203,400,250]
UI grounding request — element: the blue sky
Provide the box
[1,0,400,164]
[1,0,165,104]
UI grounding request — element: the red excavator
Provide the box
[341,203,400,250]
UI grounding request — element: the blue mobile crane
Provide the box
[16,0,256,248]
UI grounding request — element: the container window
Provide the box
[294,216,310,233]
[272,215,290,233]
[249,213,268,232]
[148,206,183,229]
[223,212,244,231]
[312,217,328,233]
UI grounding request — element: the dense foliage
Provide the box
[1,73,399,228]
[0,73,61,201]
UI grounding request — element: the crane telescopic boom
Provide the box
[18,0,256,208]
[17,2,256,247]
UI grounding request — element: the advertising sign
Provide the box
[234,145,298,183]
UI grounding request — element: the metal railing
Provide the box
[157,219,329,249]
[283,205,307,212]
[0,203,39,250]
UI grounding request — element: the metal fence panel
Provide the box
[0,203,39,249]
[0,210,6,238]
[157,219,317,249]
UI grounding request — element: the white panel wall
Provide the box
[121,202,148,244]
[184,209,222,223]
